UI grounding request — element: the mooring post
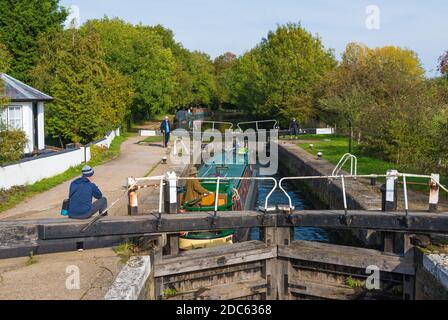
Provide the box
[429,173,440,213]
[154,235,165,300]
[383,170,398,212]
[162,172,179,256]
[382,170,398,253]
[127,177,138,216]
[163,171,178,214]
[262,225,292,300]
[403,233,416,300]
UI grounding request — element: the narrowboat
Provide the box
[179,148,258,250]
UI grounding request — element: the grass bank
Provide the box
[292,135,447,193]
[0,133,130,213]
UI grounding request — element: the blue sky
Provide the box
[61,0,448,76]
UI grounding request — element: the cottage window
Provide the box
[0,108,6,127]
[1,106,23,130]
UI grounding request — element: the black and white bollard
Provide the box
[127,177,138,216]
[163,171,178,214]
[382,170,398,212]
[429,173,440,213]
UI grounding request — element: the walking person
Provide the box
[160,116,172,148]
[289,118,300,138]
[68,165,108,220]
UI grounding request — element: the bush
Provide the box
[0,129,28,165]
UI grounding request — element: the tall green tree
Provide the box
[214,52,237,108]
[1,42,12,125]
[83,18,177,120]
[0,0,67,82]
[224,23,336,123]
[318,43,437,169]
[30,28,132,145]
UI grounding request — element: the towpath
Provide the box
[0,135,169,221]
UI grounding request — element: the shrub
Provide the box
[0,128,28,165]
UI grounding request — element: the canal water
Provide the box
[250,174,329,242]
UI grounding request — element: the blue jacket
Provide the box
[68,177,102,216]
[160,120,171,134]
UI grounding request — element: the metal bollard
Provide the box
[163,171,178,214]
[381,170,398,212]
[429,173,440,213]
[127,177,138,215]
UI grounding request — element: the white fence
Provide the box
[139,129,159,137]
[92,128,120,148]
[0,128,120,190]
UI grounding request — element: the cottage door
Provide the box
[32,102,39,151]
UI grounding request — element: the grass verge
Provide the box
[294,135,447,193]
[0,133,130,213]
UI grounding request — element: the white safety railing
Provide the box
[133,176,278,213]
[193,120,234,131]
[237,120,278,131]
[332,153,358,177]
[129,172,448,217]
[278,172,448,215]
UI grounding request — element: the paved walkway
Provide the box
[0,135,168,221]
[0,134,181,300]
[0,248,122,300]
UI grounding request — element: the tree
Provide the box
[83,18,177,120]
[223,23,336,123]
[317,43,438,169]
[188,51,218,108]
[439,50,448,76]
[1,42,12,124]
[30,28,133,145]
[0,0,67,82]
[214,52,237,108]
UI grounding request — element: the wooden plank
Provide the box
[280,210,448,233]
[155,241,276,277]
[3,210,448,259]
[163,261,263,285]
[38,211,272,240]
[166,277,267,300]
[4,210,448,242]
[278,241,415,275]
[288,278,358,300]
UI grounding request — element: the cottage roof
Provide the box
[1,73,53,102]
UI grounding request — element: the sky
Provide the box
[60,0,448,77]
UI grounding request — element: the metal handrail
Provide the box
[134,176,278,212]
[132,172,448,216]
[278,174,385,211]
[279,172,448,213]
[193,120,234,131]
[237,120,278,131]
[332,153,358,176]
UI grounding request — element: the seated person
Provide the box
[68,165,108,220]
[184,167,210,205]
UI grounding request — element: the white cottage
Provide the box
[1,73,53,154]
